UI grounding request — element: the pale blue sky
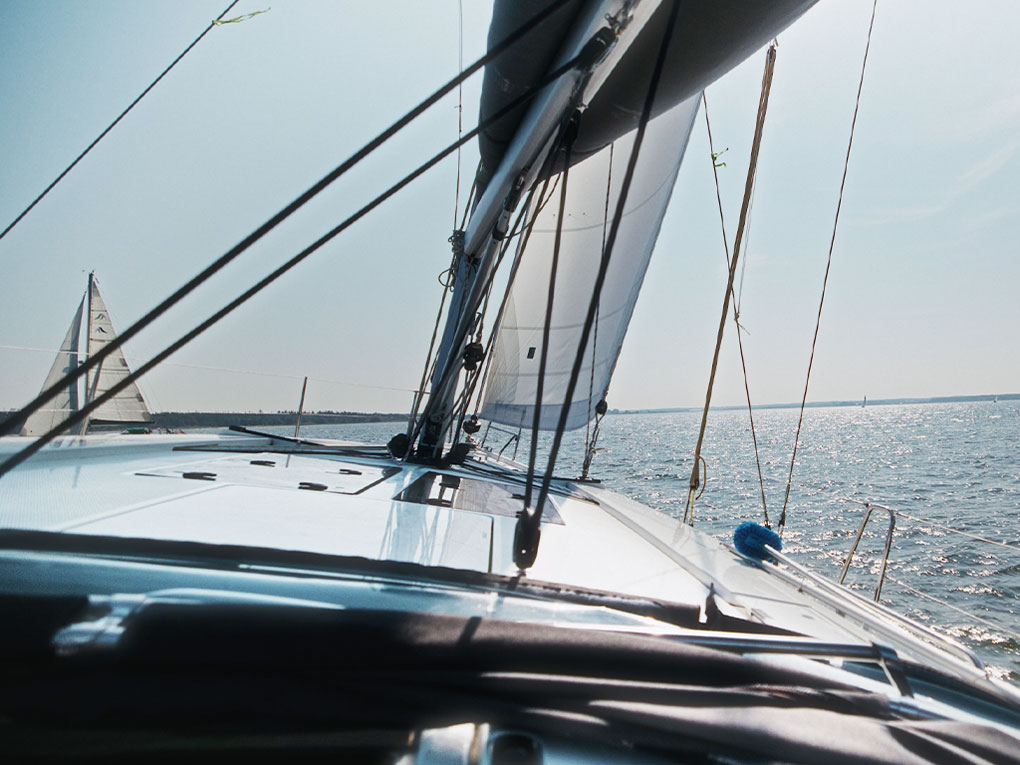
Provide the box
[1,0,1018,415]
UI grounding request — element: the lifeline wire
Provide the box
[527,0,684,547]
[779,0,879,534]
[701,90,771,527]
[0,0,574,440]
[0,1,241,243]
[841,499,1020,553]
[0,50,588,479]
[684,45,777,526]
[819,548,1017,642]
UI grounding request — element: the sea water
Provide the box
[287,400,1020,678]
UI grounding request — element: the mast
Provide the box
[413,0,640,461]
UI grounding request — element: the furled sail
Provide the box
[19,298,84,436]
[480,94,699,431]
[85,280,151,425]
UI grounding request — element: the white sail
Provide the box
[480,94,700,431]
[19,298,84,436]
[85,279,151,425]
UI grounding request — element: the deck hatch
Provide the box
[396,472,564,525]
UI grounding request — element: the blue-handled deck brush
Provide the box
[733,521,782,562]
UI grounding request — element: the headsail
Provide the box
[19,298,84,436]
[85,279,151,426]
[480,94,700,430]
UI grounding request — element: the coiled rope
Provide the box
[778,0,879,535]
[684,45,777,526]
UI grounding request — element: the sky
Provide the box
[1,0,1018,416]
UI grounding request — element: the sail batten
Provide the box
[480,95,700,431]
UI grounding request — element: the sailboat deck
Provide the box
[0,431,995,683]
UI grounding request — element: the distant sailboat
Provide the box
[20,273,150,436]
[862,395,867,408]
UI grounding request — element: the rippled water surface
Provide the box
[292,401,1020,677]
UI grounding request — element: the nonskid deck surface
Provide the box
[1,431,1015,713]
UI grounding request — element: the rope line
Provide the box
[779,0,878,534]
[701,90,771,528]
[684,45,777,526]
[0,0,573,441]
[0,1,241,243]
[0,50,586,478]
[526,0,684,553]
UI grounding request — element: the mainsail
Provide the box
[480,94,700,430]
[20,275,150,435]
[19,298,84,436]
[84,279,151,426]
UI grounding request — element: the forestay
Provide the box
[480,94,699,430]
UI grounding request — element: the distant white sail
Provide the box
[19,298,84,436]
[85,279,150,425]
[480,94,700,431]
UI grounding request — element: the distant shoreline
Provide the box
[3,394,1015,431]
[609,393,1019,416]
[145,411,407,429]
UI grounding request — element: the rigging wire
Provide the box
[453,0,465,229]
[449,194,534,445]
[517,0,685,570]
[778,0,879,535]
[407,241,462,436]
[683,45,778,527]
[0,49,589,479]
[451,150,558,446]
[584,143,614,472]
[0,0,574,441]
[701,89,771,527]
[525,115,576,512]
[469,180,557,421]
[0,1,241,243]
